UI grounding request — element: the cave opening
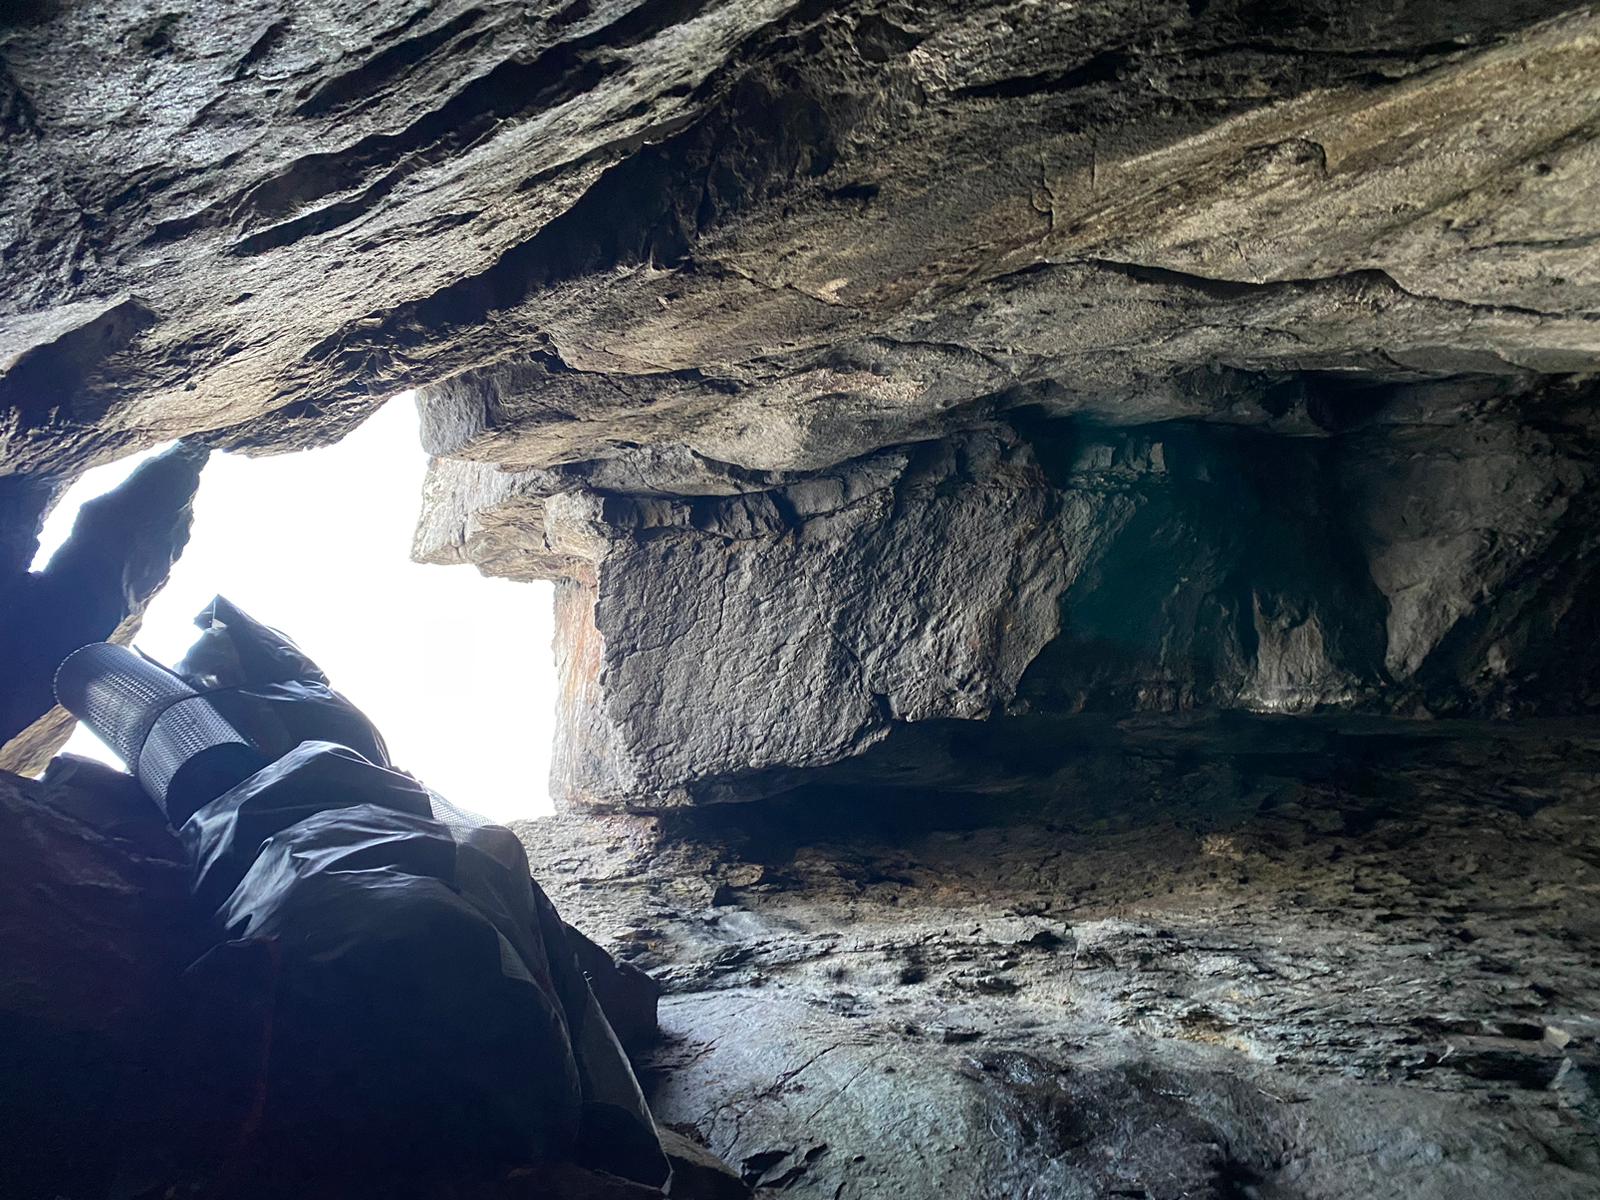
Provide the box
[33,395,558,821]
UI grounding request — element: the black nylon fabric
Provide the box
[95,596,671,1187]
[177,744,668,1185]
[182,741,432,917]
[179,744,585,1172]
[176,596,392,769]
[181,596,331,688]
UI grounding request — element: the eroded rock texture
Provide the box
[519,399,1600,805]
[515,733,1600,1200]
[3,0,1599,804]
[3,3,1600,1194]
[384,2,1600,808]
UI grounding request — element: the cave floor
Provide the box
[517,759,1600,1200]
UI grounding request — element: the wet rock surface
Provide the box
[515,735,1600,1199]
[2,1,1593,473]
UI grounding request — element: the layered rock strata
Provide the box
[3,1,1599,805]
[439,394,1600,807]
[3,4,1600,1197]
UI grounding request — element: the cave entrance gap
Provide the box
[34,394,557,821]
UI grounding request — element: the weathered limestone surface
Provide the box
[529,395,1600,807]
[556,430,1067,805]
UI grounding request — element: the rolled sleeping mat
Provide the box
[55,642,266,823]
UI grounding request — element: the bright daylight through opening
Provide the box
[33,395,556,822]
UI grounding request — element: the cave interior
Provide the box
[2,1,1599,1198]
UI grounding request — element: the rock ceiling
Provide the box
[3,0,1599,804]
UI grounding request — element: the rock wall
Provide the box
[0,761,199,1200]
[518,391,1600,807]
[3,1,1599,809]
[4,5,1600,1197]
